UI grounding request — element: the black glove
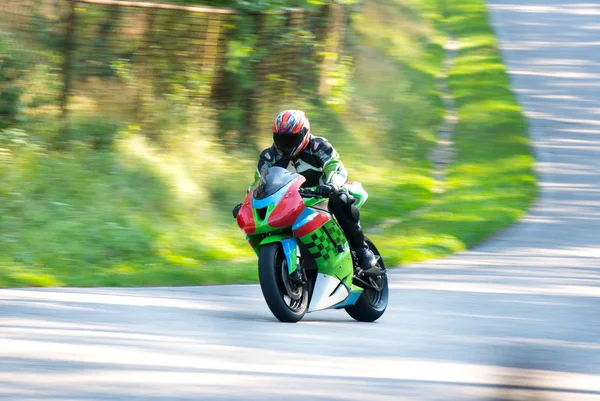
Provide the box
[315,184,337,198]
[232,203,243,218]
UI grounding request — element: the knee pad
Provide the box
[337,192,352,206]
[332,191,360,221]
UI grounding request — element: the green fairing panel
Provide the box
[297,219,354,287]
[252,204,277,235]
[350,284,365,294]
[246,236,260,256]
[246,233,291,257]
[250,235,298,275]
[259,234,291,246]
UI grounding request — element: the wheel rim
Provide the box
[361,241,387,309]
[363,282,385,308]
[277,252,307,313]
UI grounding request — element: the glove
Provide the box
[315,184,337,198]
[232,203,243,219]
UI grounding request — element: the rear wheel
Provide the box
[258,243,309,322]
[345,238,388,322]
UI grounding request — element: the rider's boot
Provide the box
[355,244,381,276]
[343,223,383,276]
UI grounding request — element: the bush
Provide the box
[68,117,123,150]
[0,31,30,129]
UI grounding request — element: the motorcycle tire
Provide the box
[258,243,309,322]
[345,237,389,322]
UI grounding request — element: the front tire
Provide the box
[258,243,309,322]
[345,238,389,322]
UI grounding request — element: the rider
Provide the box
[233,109,381,276]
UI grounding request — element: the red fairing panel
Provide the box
[293,212,329,238]
[236,192,256,235]
[268,178,306,229]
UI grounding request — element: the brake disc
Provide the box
[282,260,303,300]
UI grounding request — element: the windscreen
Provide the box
[253,167,298,200]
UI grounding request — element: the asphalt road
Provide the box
[2,1,600,400]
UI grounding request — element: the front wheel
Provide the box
[258,243,309,322]
[345,238,389,322]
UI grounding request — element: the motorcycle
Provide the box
[236,166,388,323]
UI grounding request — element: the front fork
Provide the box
[280,238,299,275]
[258,235,305,283]
[281,237,307,285]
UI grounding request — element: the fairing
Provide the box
[236,192,255,235]
[268,179,306,229]
[308,273,350,312]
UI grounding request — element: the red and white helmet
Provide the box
[272,110,311,157]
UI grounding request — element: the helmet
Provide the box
[272,110,311,157]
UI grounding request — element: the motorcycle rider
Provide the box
[233,110,381,276]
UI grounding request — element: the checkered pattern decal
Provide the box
[298,220,347,263]
[325,220,346,248]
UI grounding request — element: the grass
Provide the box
[0,133,260,287]
[367,0,537,264]
[0,0,536,287]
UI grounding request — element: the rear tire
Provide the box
[345,238,388,322]
[258,243,309,322]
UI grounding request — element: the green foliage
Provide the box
[67,117,123,150]
[169,0,357,12]
[29,6,66,54]
[0,124,259,287]
[25,64,62,109]
[0,31,31,129]
[0,129,42,164]
[323,55,354,111]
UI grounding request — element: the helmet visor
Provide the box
[273,132,304,154]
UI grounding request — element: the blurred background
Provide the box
[0,0,534,288]
[0,0,450,287]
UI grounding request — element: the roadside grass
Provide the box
[0,0,536,287]
[0,135,260,287]
[367,0,537,264]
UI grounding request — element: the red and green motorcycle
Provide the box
[236,166,388,322]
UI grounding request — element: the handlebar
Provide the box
[298,187,324,199]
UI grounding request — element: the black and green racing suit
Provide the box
[245,135,378,272]
[250,135,347,190]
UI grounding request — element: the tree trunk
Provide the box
[318,3,344,98]
[134,8,155,122]
[58,0,76,148]
[244,12,267,141]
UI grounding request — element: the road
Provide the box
[2,1,600,400]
